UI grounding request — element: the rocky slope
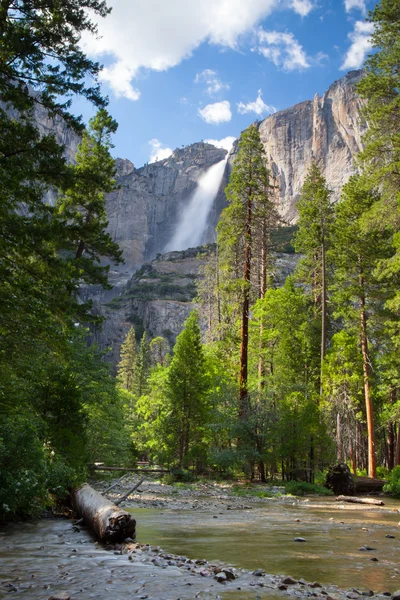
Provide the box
[85,245,299,367]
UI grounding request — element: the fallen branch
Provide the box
[114,479,145,506]
[92,466,168,473]
[336,495,384,506]
[72,484,136,543]
[101,473,129,496]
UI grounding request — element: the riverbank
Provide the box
[1,477,400,600]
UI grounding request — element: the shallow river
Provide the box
[2,497,400,599]
[131,498,400,593]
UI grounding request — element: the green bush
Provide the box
[283,481,333,496]
[0,414,84,520]
[383,466,400,497]
[169,468,197,482]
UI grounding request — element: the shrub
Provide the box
[284,481,333,496]
[383,466,400,497]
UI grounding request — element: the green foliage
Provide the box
[383,466,400,497]
[356,0,400,212]
[283,481,333,497]
[0,412,83,521]
[270,225,298,253]
[136,312,212,469]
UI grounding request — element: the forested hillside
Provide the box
[1,0,399,521]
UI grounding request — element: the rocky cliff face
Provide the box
[106,144,227,271]
[90,247,209,366]
[256,70,365,222]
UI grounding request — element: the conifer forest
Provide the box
[1,0,400,522]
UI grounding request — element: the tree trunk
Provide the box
[257,219,268,396]
[359,272,376,478]
[239,185,252,418]
[72,484,136,543]
[395,423,400,467]
[320,239,326,397]
[387,421,395,471]
[337,412,344,462]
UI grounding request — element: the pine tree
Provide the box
[166,311,210,467]
[217,124,274,416]
[330,175,392,477]
[57,109,123,293]
[134,332,151,397]
[117,328,137,392]
[294,162,334,395]
[356,0,400,212]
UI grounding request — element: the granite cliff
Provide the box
[256,70,365,222]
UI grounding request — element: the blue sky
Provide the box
[76,0,378,167]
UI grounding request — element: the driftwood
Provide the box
[72,484,136,542]
[336,495,385,506]
[114,478,145,506]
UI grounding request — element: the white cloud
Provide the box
[344,0,366,14]
[99,63,141,101]
[204,136,237,151]
[82,0,317,101]
[257,29,310,70]
[194,69,229,95]
[198,101,232,124]
[237,89,276,116]
[340,20,374,70]
[148,139,173,163]
[290,0,314,17]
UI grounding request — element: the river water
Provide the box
[131,498,400,594]
[1,497,400,599]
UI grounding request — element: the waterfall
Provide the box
[164,156,227,252]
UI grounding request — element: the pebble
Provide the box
[252,569,265,577]
[358,546,376,552]
[294,537,306,542]
[385,534,395,539]
[214,572,227,583]
[48,594,71,600]
[282,576,297,585]
[391,592,400,600]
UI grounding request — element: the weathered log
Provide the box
[336,495,384,506]
[114,478,145,506]
[72,484,136,542]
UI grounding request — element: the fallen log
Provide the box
[91,465,168,473]
[354,476,386,494]
[72,484,136,543]
[114,478,145,506]
[336,495,384,506]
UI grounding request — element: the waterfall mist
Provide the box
[164,156,227,252]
